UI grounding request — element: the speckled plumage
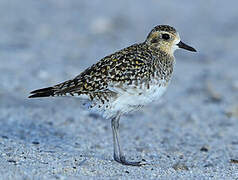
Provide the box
[30,27,175,117]
[29,25,196,166]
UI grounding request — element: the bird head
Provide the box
[145,25,196,55]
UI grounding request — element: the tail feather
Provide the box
[29,87,55,98]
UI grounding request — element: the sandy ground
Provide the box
[0,0,238,179]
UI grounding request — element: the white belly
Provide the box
[103,83,168,118]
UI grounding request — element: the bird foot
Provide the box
[114,154,146,166]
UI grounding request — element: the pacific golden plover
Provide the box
[29,25,196,166]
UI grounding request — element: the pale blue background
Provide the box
[0,0,238,179]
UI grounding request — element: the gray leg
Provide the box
[111,113,144,166]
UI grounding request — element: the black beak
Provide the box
[177,41,196,52]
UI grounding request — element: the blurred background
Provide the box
[0,0,238,179]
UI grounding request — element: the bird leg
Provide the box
[111,113,144,166]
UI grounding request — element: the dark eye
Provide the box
[161,33,170,40]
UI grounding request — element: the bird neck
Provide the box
[150,47,174,61]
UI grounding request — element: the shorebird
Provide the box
[29,25,196,166]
